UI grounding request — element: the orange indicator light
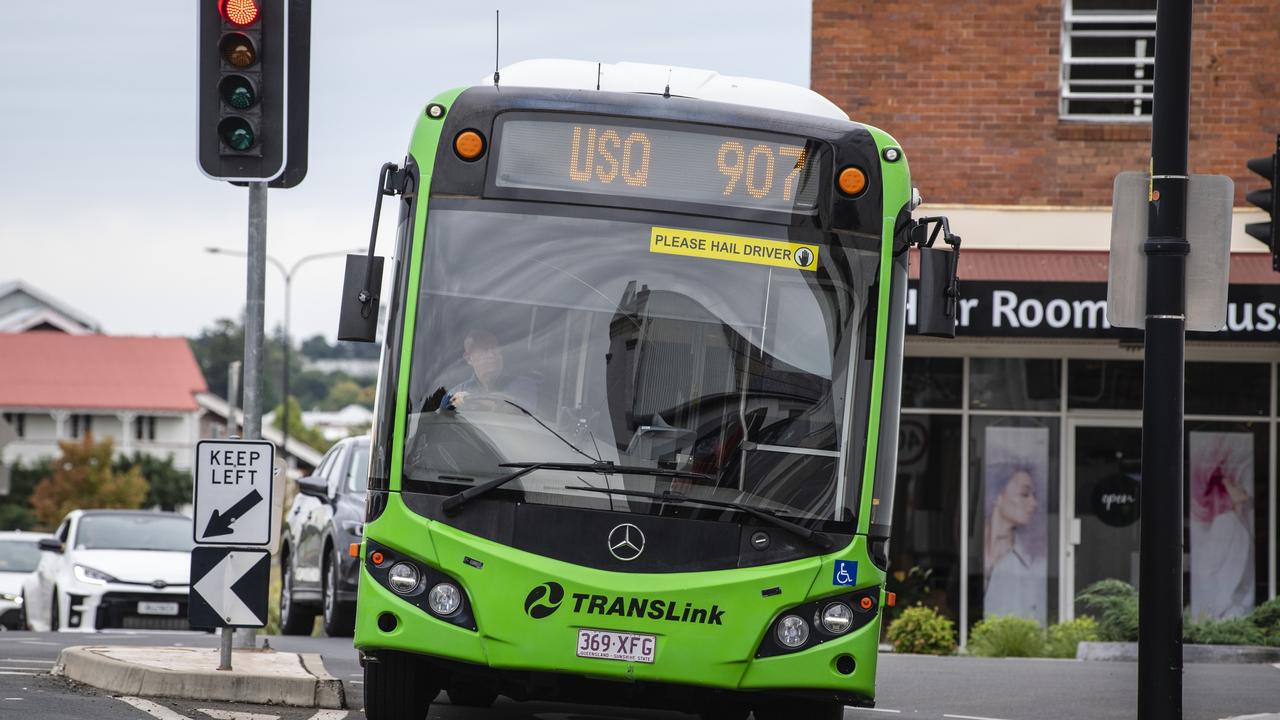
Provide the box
[886,592,897,608]
[859,596,874,610]
[349,543,360,558]
[454,130,485,160]
[838,166,867,196]
[370,551,385,566]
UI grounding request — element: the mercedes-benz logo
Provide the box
[151,579,167,589]
[608,523,645,561]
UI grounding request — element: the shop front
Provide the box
[893,250,1279,645]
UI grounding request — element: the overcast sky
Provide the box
[0,1,811,342]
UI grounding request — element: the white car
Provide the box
[0,531,50,629]
[22,510,195,632]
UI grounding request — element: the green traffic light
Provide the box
[218,117,255,152]
[219,75,256,109]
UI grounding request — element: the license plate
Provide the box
[575,628,656,664]
[137,601,180,616]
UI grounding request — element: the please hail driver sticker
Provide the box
[650,227,819,272]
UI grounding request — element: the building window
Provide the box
[70,413,93,439]
[1061,0,1156,121]
[134,416,157,441]
[1,412,24,438]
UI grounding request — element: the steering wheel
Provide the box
[448,390,523,414]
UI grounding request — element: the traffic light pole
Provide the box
[233,180,269,655]
[1139,1,1192,718]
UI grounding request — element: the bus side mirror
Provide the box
[917,246,958,338]
[337,254,384,343]
[910,216,962,339]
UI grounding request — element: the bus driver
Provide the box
[442,329,538,412]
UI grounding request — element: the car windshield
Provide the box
[75,515,195,552]
[403,205,877,529]
[0,539,41,572]
[347,443,369,495]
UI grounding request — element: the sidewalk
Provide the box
[54,645,345,708]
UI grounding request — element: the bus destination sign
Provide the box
[494,117,821,213]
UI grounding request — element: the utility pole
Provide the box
[1139,1,1192,718]
[234,180,269,652]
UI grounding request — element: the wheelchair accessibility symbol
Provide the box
[833,560,858,587]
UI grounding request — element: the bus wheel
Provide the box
[753,700,844,720]
[699,706,749,720]
[446,676,498,708]
[364,651,438,720]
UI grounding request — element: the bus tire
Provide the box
[445,676,498,708]
[699,706,750,720]
[364,651,438,720]
[753,700,844,720]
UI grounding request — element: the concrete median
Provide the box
[53,645,345,708]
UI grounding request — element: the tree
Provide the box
[271,396,332,452]
[30,436,148,527]
[113,452,191,511]
[0,458,50,531]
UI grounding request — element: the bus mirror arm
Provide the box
[909,216,962,339]
[339,162,408,342]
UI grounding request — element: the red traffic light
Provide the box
[219,0,260,27]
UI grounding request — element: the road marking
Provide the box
[118,697,194,720]
[0,672,37,676]
[944,715,1014,720]
[16,641,57,646]
[0,666,47,672]
[348,680,363,685]
[0,659,54,664]
[304,711,348,720]
[859,710,902,715]
[1272,663,1280,671]
[198,709,279,720]
[4,697,24,701]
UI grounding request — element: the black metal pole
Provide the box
[1139,1,1192,718]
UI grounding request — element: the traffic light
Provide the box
[1245,135,1278,270]
[198,0,286,182]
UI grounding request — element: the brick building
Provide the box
[812,0,1279,645]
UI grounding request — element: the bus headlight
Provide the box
[427,583,461,616]
[387,562,420,594]
[819,602,854,634]
[776,614,810,648]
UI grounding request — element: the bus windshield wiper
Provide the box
[440,461,712,515]
[564,485,836,552]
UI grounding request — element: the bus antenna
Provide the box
[663,68,671,98]
[493,10,501,87]
[596,62,602,91]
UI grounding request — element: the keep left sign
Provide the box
[193,439,276,547]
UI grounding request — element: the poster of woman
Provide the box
[1189,431,1254,620]
[983,426,1049,624]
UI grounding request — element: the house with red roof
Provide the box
[0,333,208,470]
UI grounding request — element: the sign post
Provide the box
[191,438,276,670]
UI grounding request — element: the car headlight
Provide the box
[0,592,18,603]
[74,564,116,586]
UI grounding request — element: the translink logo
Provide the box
[523,581,724,625]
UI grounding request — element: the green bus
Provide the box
[339,60,959,720]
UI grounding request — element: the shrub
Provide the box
[1184,616,1266,646]
[1045,616,1099,658]
[1249,597,1280,646]
[1075,580,1139,642]
[886,605,956,655]
[967,615,1044,657]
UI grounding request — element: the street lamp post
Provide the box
[206,247,361,466]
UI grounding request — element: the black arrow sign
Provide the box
[203,488,264,539]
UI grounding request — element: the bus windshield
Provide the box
[403,204,878,528]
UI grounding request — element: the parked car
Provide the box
[21,510,195,632]
[0,531,51,629]
[280,436,368,636]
